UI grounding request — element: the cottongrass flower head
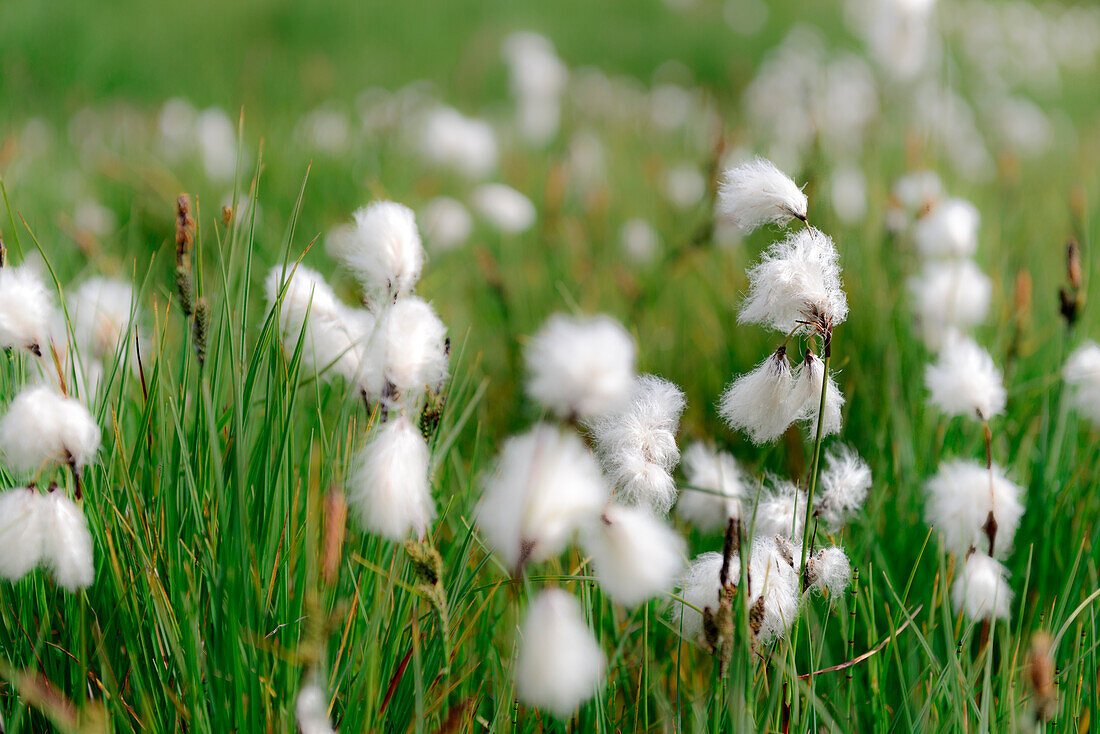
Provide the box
[671,551,723,640]
[0,487,46,581]
[619,218,661,264]
[912,198,980,259]
[676,442,746,531]
[525,314,636,422]
[719,348,799,444]
[892,170,942,212]
[296,672,338,734]
[66,277,139,364]
[805,546,852,597]
[953,551,1012,621]
[738,226,848,335]
[339,201,425,301]
[0,386,101,476]
[815,445,872,531]
[0,265,53,356]
[589,375,685,514]
[925,334,1006,420]
[42,488,94,591]
[1064,341,1100,422]
[790,351,844,436]
[478,424,608,571]
[419,196,473,252]
[347,415,434,541]
[907,260,991,350]
[581,504,685,607]
[516,589,606,719]
[376,296,448,405]
[418,106,499,179]
[717,157,808,233]
[925,459,1024,559]
[471,183,537,235]
[751,478,808,540]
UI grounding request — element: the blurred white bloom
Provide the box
[348,415,434,541]
[298,107,350,155]
[908,260,991,350]
[419,197,472,252]
[739,227,848,334]
[516,589,606,718]
[471,183,537,234]
[42,489,94,591]
[73,198,116,238]
[991,96,1051,157]
[196,107,240,183]
[676,442,746,531]
[724,0,769,35]
[717,157,807,233]
[589,375,685,514]
[338,202,424,301]
[925,334,1006,420]
[525,313,636,421]
[752,478,807,539]
[1064,341,1100,422]
[566,130,607,192]
[296,674,338,734]
[0,266,53,355]
[719,349,799,445]
[806,546,852,597]
[663,164,706,211]
[376,296,448,403]
[829,165,867,224]
[419,106,498,179]
[478,424,607,570]
[913,199,980,259]
[0,487,46,581]
[859,0,938,80]
[503,33,568,143]
[619,219,661,264]
[582,504,685,606]
[157,97,198,160]
[0,386,100,475]
[925,459,1024,558]
[649,83,695,132]
[671,551,723,639]
[953,551,1011,621]
[790,352,844,437]
[893,170,942,212]
[816,445,872,531]
[67,277,138,364]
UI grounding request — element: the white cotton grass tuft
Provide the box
[953,552,1012,621]
[589,375,685,514]
[907,260,991,350]
[477,424,607,571]
[717,157,808,233]
[738,226,848,334]
[676,442,747,531]
[0,265,53,356]
[582,504,685,606]
[471,183,537,234]
[815,445,872,531]
[525,313,636,421]
[1064,341,1100,423]
[0,487,46,581]
[789,352,844,437]
[418,106,499,179]
[66,277,139,365]
[0,386,101,475]
[912,198,980,259]
[719,348,799,445]
[376,296,448,404]
[805,546,852,597]
[335,201,425,301]
[925,334,1006,420]
[893,170,942,212]
[296,673,338,734]
[419,196,473,252]
[41,489,94,591]
[671,551,723,640]
[925,459,1024,559]
[347,415,434,541]
[619,218,661,264]
[751,478,808,540]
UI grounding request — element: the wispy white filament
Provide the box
[719,349,799,445]
[0,487,46,581]
[347,416,434,541]
[815,445,872,531]
[0,386,101,474]
[925,459,1023,559]
[952,551,1011,621]
[790,352,844,437]
[376,296,448,404]
[676,442,747,531]
[925,334,1006,420]
[717,157,808,233]
[581,504,685,606]
[42,490,94,591]
[340,201,425,301]
[805,546,851,597]
[752,478,807,540]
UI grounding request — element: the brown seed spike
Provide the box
[1067,239,1082,291]
[1027,631,1057,722]
[982,510,998,557]
[175,194,194,263]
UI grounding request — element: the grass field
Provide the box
[2,0,1100,731]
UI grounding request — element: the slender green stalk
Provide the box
[799,346,831,576]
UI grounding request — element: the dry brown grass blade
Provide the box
[798,604,923,680]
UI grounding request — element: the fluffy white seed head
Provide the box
[42,490,94,591]
[908,259,992,350]
[789,352,844,437]
[67,277,139,364]
[296,674,338,734]
[0,487,46,581]
[0,386,101,474]
[719,349,800,445]
[418,106,498,179]
[347,416,434,541]
[816,445,872,531]
[1064,341,1100,423]
[419,196,473,252]
[619,218,661,264]
[717,157,808,233]
[925,459,1024,558]
[751,478,807,540]
[953,552,1011,621]
[338,202,425,301]
[478,424,608,570]
[0,266,53,355]
[589,375,685,514]
[516,589,606,719]
[806,546,852,597]
[376,296,448,405]
[525,314,636,421]
[739,226,848,334]
[582,504,685,606]
[925,334,1006,420]
[676,442,747,531]
[893,170,942,212]
[913,198,980,259]
[671,551,723,640]
[471,183,537,234]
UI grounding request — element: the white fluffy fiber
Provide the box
[296,674,338,734]
[739,226,848,334]
[376,296,448,403]
[671,551,723,640]
[676,442,746,532]
[913,198,980,259]
[419,106,499,180]
[952,552,1012,621]
[752,478,808,540]
[340,201,425,301]
[478,424,608,570]
[816,445,872,531]
[719,349,799,445]
[0,487,46,581]
[806,546,852,597]
[925,334,1006,420]
[717,157,808,233]
[347,415,434,541]
[0,265,53,355]
[0,386,101,474]
[925,459,1024,559]
[516,589,606,719]
[67,277,138,362]
[42,489,95,591]
[893,170,942,212]
[1064,341,1100,423]
[589,375,685,514]
[581,504,685,607]
[789,352,844,437]
[471,183,537,234]
[525,313,636,421]
[908,260,991,350]
[419,196,473,252]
